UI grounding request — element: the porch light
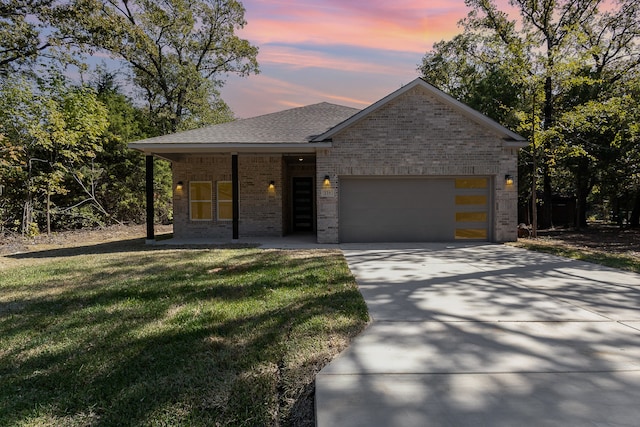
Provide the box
[176,181,184,191]
[505,175,514,186]
[323,175,331,186]
[269,180,275,189]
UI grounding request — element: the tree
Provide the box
[464,0,601,228]
[63,0,259,133]
[91,70,173,224]
[0,72,108,234]
[421,0,640,229]
[420,32,525,128]
[0,0,79,75]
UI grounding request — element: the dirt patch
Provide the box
[0,224,173,256]
[524,225,640,259]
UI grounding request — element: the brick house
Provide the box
[129,78,528,243]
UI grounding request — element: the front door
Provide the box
[292,177,314,232]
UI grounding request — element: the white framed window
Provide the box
[189,181,212,221]
[217,181,233,221]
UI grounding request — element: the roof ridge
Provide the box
[238,101,358,120]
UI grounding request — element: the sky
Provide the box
[220,0,492,118]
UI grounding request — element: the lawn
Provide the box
[0,236,369,426]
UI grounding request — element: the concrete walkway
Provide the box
[316,243,640,427]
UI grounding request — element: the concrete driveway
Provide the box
[316,243,640,427]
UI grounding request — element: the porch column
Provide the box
[145,155,155,243]
[232,153,239,240]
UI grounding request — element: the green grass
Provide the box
[0,242,369,426]
[511,240,640,274]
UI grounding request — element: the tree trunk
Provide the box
[575,189,588,230]
[613,197,623,227]
[540,74,555,229]
[541,162,553,229]
[574,159,591,230]
[46,191,51,235]
[22,201,31,236]
[630,189,640,228]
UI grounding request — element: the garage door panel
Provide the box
[339,177,490,243]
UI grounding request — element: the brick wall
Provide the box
[172,154,284,240]
[316,85,520,243]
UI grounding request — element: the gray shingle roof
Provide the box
[132,102,361,145]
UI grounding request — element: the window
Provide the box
[454,177,489,240]
[190,181,212,221]
[217,181,233,221]
[455,178,488,189]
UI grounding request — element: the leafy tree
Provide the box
[0,73,108,234]
[63,0,259,133]
[420,0,640,229]
[420,32,525,129]
[91,70,173,225]
[0,0,79,75]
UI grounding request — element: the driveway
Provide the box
[316,243,640,427]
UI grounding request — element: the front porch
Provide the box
[150,153,319,242]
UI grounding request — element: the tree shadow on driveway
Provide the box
[317,243,640,427]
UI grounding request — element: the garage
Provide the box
[339,177,491,243]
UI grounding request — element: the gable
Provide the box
[316,83,520,177]
[314,78,526,147]
[333,84,505,146]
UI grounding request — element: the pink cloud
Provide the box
[257,45,403,75]
[222,0,515,117]
[221,73,400,118]
[241,0,469,53]
[222,73,416,118]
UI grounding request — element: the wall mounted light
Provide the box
[505,175,514,186]
[176,181,184,191]
[269,180,275,189]
[323,175,331,185]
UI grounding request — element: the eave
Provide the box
[128,142,333,160]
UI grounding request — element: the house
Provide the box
[129,78,528,244]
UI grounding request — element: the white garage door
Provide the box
[339,177,490,242]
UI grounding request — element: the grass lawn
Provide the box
[0,237,369,426]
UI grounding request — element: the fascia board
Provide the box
[128,142,332,155]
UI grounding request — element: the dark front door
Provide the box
[292,177,314,232]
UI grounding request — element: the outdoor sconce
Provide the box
[176,181,184,191]
[269,180,275,189]
[505,175,514,186]
[323,175,331,186]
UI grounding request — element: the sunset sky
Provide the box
[221,0,512,118]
